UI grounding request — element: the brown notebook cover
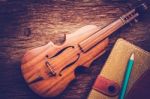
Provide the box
[88,38,150,99]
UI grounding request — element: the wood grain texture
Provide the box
[0,0,150,99]
[21,25,109,97]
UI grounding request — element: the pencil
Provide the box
[119,53,134,99]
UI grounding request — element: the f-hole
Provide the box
[45,46,76,77]
[59,53,80,76]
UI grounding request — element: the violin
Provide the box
[21,3,148,97]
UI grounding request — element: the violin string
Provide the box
[52,12,137,73]
[27,8,138,78]
[45,19,124,75]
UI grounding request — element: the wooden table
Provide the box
[0,0,150,99]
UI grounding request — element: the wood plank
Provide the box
[0,0,150,99]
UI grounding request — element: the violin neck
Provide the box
[78,3,148,52]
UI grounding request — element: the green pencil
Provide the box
[119,53,134,99]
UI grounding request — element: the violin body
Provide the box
[21,25,109,97]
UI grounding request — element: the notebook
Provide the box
[88,38,150,99]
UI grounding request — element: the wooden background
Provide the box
[0,0,150,99]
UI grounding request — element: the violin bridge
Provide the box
[45,60,56,77]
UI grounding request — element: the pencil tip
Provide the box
[130,53,134,60]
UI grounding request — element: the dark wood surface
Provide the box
[0,0,150,99]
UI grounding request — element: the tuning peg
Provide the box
[134,19,138,23]
[129,19,138,26]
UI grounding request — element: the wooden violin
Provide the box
[21,3,148,97]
